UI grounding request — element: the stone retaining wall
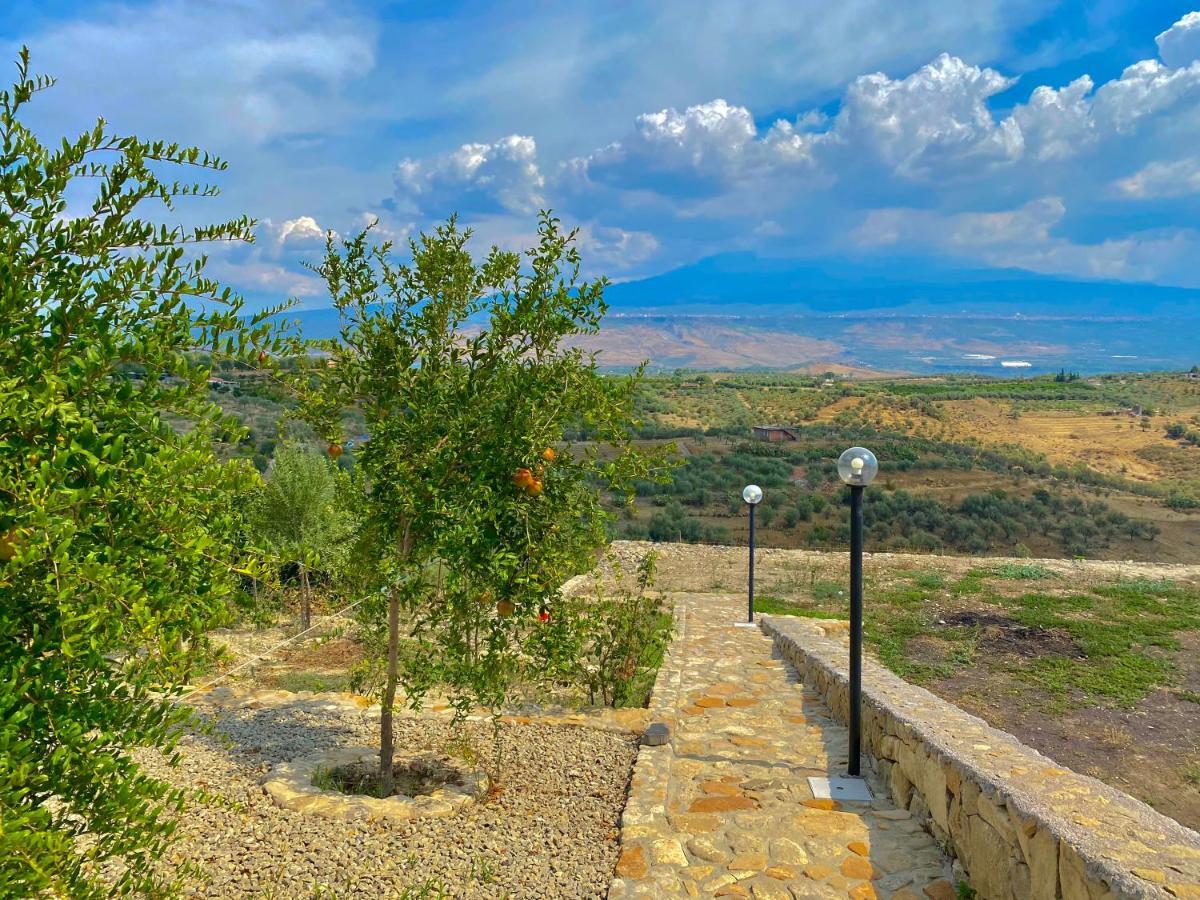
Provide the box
[762,615,1200,900]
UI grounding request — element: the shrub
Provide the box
[0,52,283,896]
[561,552,671,707]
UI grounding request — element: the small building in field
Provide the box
[752,425,798,442]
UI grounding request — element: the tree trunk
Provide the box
[379,584,401,795]
[299,566,312,631]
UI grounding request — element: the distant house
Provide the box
[1185,370,1200,381]
[752,425,798,442]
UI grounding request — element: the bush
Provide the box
[551,553,671,707]
[0,52,283,897]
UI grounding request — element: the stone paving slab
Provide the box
[610,593,955,900]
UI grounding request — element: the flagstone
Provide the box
[608,593,953,898]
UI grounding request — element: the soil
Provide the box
[278,636,364,672]
[322,756,464,799]
[934,611,1082,658]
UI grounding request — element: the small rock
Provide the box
[643,722,670,746]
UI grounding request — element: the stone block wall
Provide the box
[762,615,1200,900]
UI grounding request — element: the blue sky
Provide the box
[5,1,1200,308]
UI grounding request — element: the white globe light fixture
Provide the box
[837,445,878,782]
[740,484,764,625]
[837,447,878,486]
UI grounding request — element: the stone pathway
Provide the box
[610,593,955,900]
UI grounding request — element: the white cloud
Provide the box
[577,224,660,268]
[18,1,376,148]
[1116,157,1200,198]
[208,256,325,300]
[623,99,758,172]
[267,216,328,249]
[1157,11,1200,69]
[568,98,821,194]
[1091,59,1200,136]
[854,196,1200,287]
[855,197,1065,248]
[832,54,1022,178]
[1010,76,1094,161]
[395,135,546,215]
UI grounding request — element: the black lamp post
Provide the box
[742,484,763,623]
[837,447,878,778]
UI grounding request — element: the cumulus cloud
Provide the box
[1157,11,1200,69]
[395,135,545,215]
[265,216,328,249]
[1010,77,1095,161]
[574,98,821,193]
[1090,59,1200,136]
[832,54,1021,178]
[615,100,758,173]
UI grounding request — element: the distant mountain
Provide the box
[602,254,1200,316]
[279,254,1200,373]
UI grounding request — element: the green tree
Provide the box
[0,52,284,896]
[249,444,359,629]
[298,213,667,793]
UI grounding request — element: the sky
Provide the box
[5,1,1200,308]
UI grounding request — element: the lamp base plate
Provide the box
[733,622,758,628]
[808,776,872,802]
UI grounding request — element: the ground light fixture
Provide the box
[838,447,876,779]
[741,484,763,624]
[809,448,879,803]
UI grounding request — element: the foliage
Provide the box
[533,552,672,707]
[248,443,359,628]
[992,563,1054,580]
[296,213,669,789]
[0,52,284,896]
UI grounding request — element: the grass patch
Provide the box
[312,758,462,799]
[911,571,946,590]
[1018,653,1170,706]
[810,580,846,603]
[754,594,845,620]
[950,570,988,595]
[858,574,1200,711]
[992,563,1054,580]
[865,613,958,683]
[1006,592,1094,629]
[271,671,353,693]
[1178,690,1200,705]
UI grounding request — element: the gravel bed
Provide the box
[134,703,638,898]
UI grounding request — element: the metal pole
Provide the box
[848,484,864,777]
[747,502,756,623]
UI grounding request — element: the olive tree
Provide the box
[0,52,284,896]
[249,443,359,629]
[298,213,665,792]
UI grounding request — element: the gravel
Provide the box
[133,703,638,898]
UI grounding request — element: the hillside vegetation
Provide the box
[206,368,1200,562]
[606,371,1200,562]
